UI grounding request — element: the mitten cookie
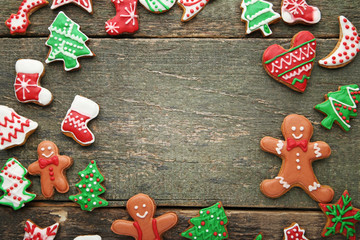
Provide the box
[61,95,99,146]
[111,193,178,240]
[0,105,38,150]
[319,16,360,69]
[69,160,109,211]
[315,84,360,131]
[105,0,139,35]
[263,31,316,92]
[319,190,360,240]
[0,158,36,210]
[15,59,53,106]
[260,114,334,203]
[240,0,280,37]
[5,0,48,34]
[281,0,321,25]
[24,220,59,240]
[28,141,73,198]
[181,202,229,240]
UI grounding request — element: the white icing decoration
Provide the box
[136,211,149,218]
[276,140,284,154]
[299,126,304,131]
[292,133,303,139]
[42,151,54,158]
[23,221,59,240]
[281,0,321,25]
[308,182,321,192]
[291,126,296,131]
[319,16,360,68]
[275,176,290,189]
[313,143,322,157]
[178,0,210,22]
[74,235,102,240]
[0,106,38,150]
[281,63,312,81]
[139,0,176,13]
[120,2,138,25]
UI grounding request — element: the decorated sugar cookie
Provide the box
[105,0,139,35]
[283,223,309,240]
[140,0,176,13]
[5,0,48,35]
[260,114,334,203]
[14,59,53,106]
[74,236,102,240]
[0,158,36,210]
[24,220,59,240]
[28,141,73,198]
[51,0,94,14]
[281,0,321,25]
[45,11,94,71]
[61,95,99,146]
[319,16,360,68]
[69,160,109,211]
[315,84,360,131]
[178,0,210,22]
[263,31,316,92]
[319,190,360,240]
[181,202,229,240]
[111,193,178,239]
[0,105,38,150]
[241,0,281,37]
[254,233,263,240]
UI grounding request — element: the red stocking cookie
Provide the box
[281,0,321,25]
[0,106,38,150]
[28,141,73,198]
[51,0,94,14]
[263,31,316,92]
[111,193,178,239]
[24,220,59,240]
[5,0,48,35]
[105,0,139,35]
[15,59,53,106]
[260,114,334,203]
[61,95,99,146]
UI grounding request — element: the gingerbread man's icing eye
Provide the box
[41,147,45,151]
[300,126,304,131]
[134,206,138,210]
[143,204,146,208]
[48,146,52,150]
[291,126,296,131]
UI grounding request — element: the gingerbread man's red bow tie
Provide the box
[39,156,59,169]
[287,138,308,152]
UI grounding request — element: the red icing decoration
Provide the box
[286,138,308,152]
[39,156,59,169]
[105,0,139,35]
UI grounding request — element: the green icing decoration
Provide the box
[254,233,263,240]
[45,11,93,71]
[140,0,175,13]
[315,84,360,131]
[291,75,310,86]
[0,158,36,210]
[241,0,280,37]
[320,191,360,239]
[181,202,229,240]
[69,160,108,211]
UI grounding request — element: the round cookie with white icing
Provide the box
[140,0,176,13]
[319,16,360,68]
[260,114,334,203]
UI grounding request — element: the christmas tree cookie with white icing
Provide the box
[0,158,36,210]
[69,160,108,211]
[45,11,94,71]
[241,0,281,37]
[0,105,38,150]
[140,0,176,13]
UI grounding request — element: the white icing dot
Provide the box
[81,174,84,177]
[94,182,97,184]
[92,170,96,173]
[198,226,201,229]
[134,205,138,210]
[90,165,93,168]
[296,153,300,156]
[200,211,203,214]
[90,178,93,181]
[206,229,209,232]
[48,146,52,150]
[143,204,146,207]
[296,159,300,163]
[78,185,82,188]
[291,126,296,131]
[55,44,58,47]
[211,215,214,218]
[88,184,92,187]
[92,194,95,197]
[41,147,45,151]
[300,126,304,131]
[79,196,83,200]
[93,202,96,205]
[86,188,89,192]
[297,166,301,170]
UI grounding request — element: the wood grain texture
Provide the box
[0,0,360,37]
[0,205,356,239]
[0,38,360,209]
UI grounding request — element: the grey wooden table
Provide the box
[0,0,360,239]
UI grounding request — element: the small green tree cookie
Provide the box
[69,160,108,211]
[181,202,229,240]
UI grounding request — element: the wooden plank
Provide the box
[0,0,360,37]
[0,38,360,209]
[0,205,355,239]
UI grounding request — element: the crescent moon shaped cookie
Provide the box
[139,0,176,13]
[319,16,360,68]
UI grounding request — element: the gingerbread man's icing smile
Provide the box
[260,114,334,203]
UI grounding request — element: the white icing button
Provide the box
[297,166,301,170]
[296,159,300,163]
[143,204,146,207]
[296,153,300,156]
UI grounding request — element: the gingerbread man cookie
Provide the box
[111,193,178,240]
[260,114,334,203]
[28,141,73,198]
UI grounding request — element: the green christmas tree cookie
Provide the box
[0,158,36,210]
[45,11,94,71]
[315,84,360,131]
[241,0,281,37]
[69,160,108,211]
[181,202,229,240]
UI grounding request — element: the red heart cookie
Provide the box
[263,31,316,93]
